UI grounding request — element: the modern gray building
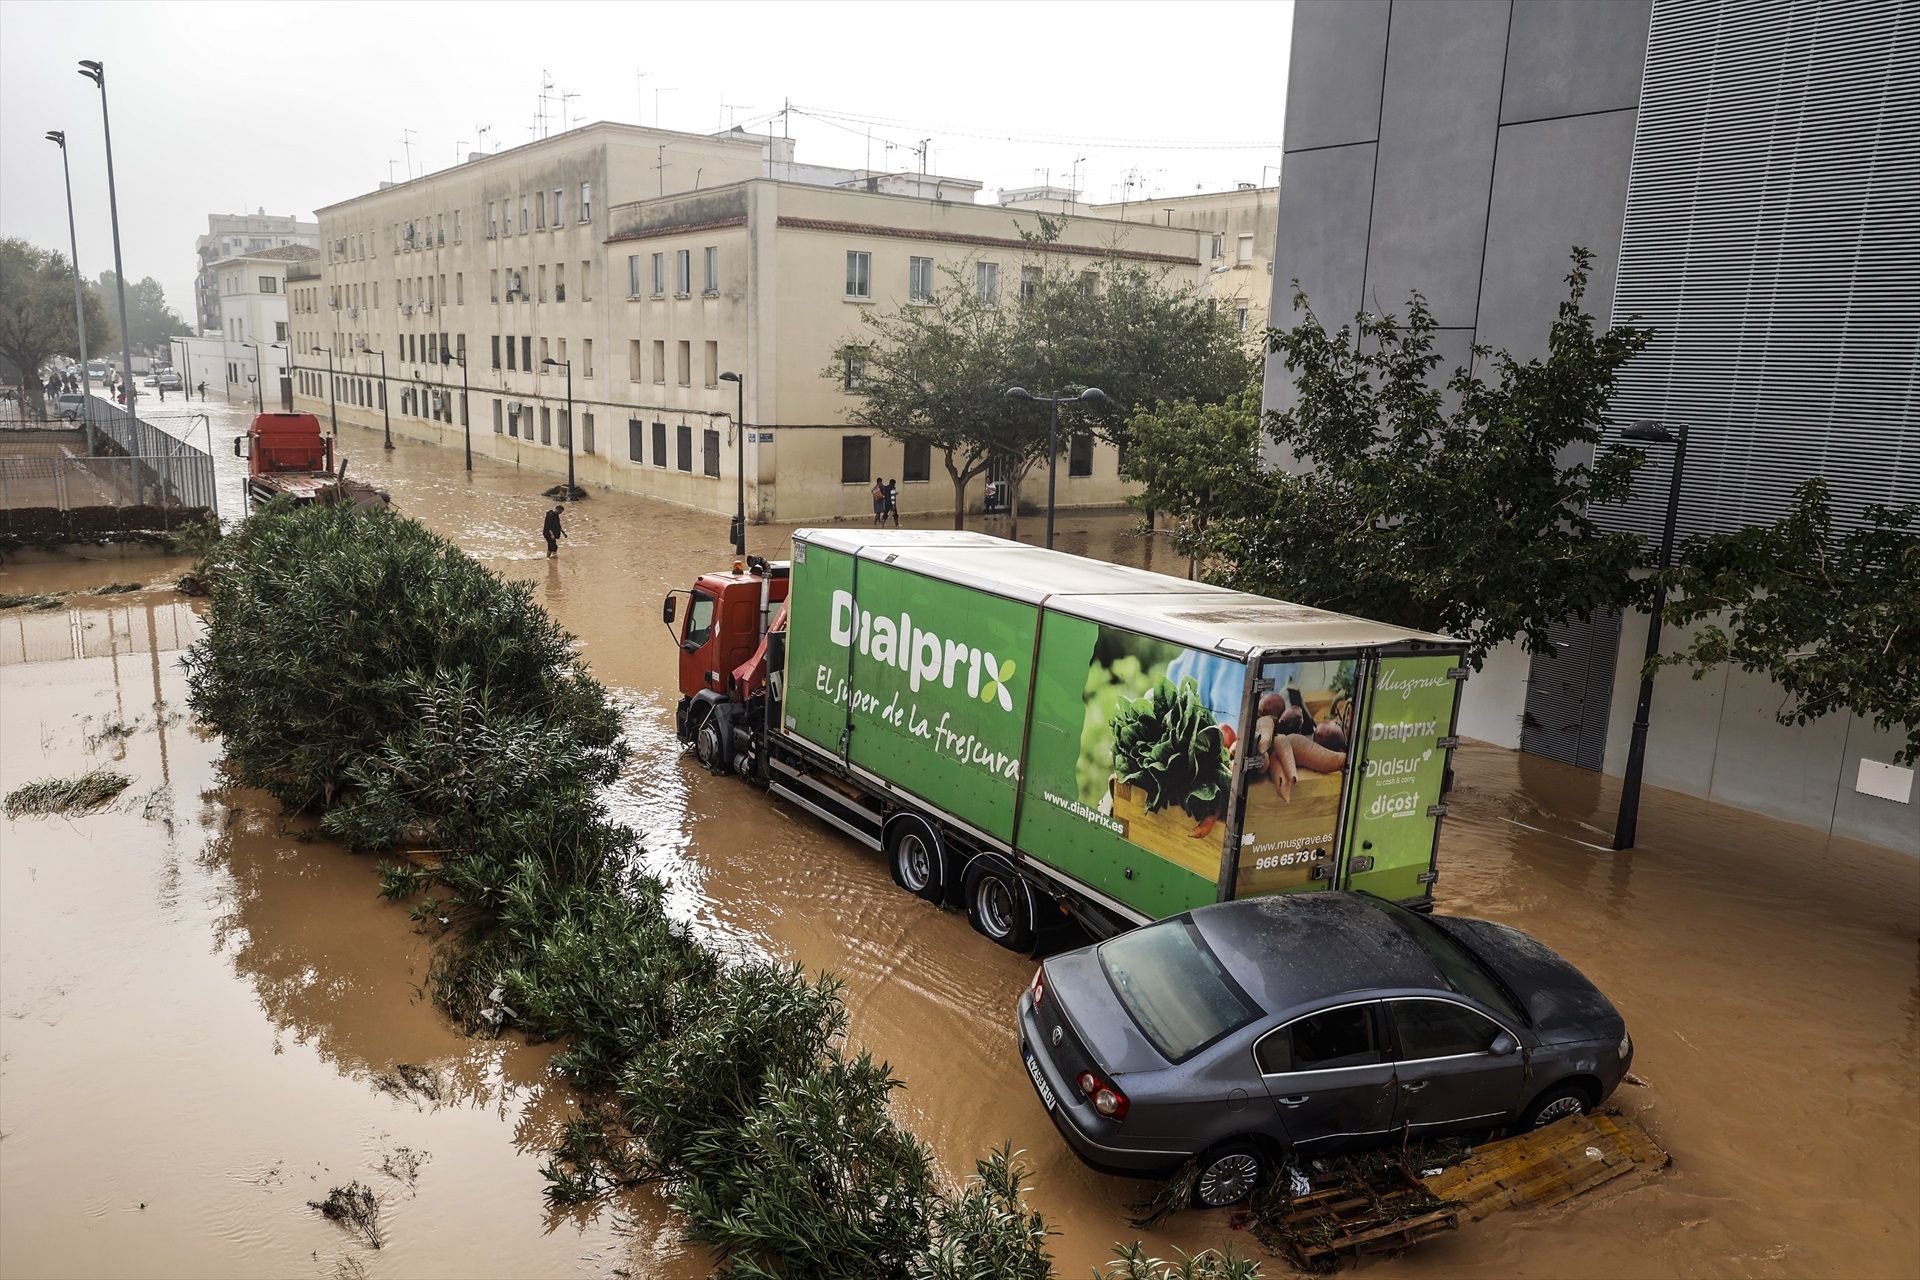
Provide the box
[1265,0,1917,853]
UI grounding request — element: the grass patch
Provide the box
[0,591,66,611]
[5,767,133,817]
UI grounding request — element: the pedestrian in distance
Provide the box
[197,381,207,399]
[884,477,901,527]
[870,478,887,526]
[543,503,566,558]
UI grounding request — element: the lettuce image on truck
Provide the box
[667,529,1466,950]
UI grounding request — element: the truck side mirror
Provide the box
[232,436,249,458]
[1488,1032,1519,1057]
[662,594,677,626]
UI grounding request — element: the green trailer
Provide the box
[671,529,1467,950]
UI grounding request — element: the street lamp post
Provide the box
[241,341,263,412]
[44,130,95,451]
[1612,421,1689,852]
[541,357,574,492]
[364,347,391,448]
[312,347,337,437]
[1003,385,1110,550]
[442,346,471,470]
[77,60,136,426]
[719,370,746,556]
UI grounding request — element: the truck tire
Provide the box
[691,706,725,774]
[886,816,945,904]
[964,858,1034,952]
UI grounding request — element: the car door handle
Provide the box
[1277,1095,1309,1106]
[1401,1080,1428,1092]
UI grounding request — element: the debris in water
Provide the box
[91,582,143,595]
[0,592,67,611]
[542,483,588,501]
[379,1145,430,1187]
[307,1181,382,1248]
[4,768,133,817]
[370,1062,443,1104]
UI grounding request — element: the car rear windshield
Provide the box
[1099,917,1262,1062]
[1355,896,1526,1025]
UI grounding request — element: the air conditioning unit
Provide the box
[400,303,413,316]
[554,285,566,302]
[508,403,521,419]
[348,306,360,318]
[420,300,434,313]
[356,338,369,351]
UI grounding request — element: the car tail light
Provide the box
[1075,1069,1130,1120]
[1029,966,1045,1009]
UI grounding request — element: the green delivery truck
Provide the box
[666,529,1467,950]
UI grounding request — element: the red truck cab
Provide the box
[233,412,386,509]
[667,556,789,772]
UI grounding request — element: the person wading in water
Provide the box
[543,504,567,558]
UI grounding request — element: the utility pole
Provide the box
[45,130,95,449]
[77,60,136,426]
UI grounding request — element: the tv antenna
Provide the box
[476,123,493,153]
[560,89,580,132]
[399,128,417,179]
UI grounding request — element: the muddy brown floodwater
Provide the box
[3,417,1916,1279]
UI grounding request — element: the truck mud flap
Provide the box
[769,761,882,850]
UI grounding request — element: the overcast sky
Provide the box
[1,1,1291,324]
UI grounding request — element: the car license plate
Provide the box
[1023,1048,1057,1111]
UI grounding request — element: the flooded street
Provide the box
[4,416,1916,1278]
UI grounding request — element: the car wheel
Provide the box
[965,859,1034,951]
[887,818,944,904]
[1192,1142,1267,1209]
[1520,1083,1591,1131]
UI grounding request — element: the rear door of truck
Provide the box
[1335,651,1467,905]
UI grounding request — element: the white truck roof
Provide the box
[792,528,1460,657]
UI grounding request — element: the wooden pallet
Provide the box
[1254,1163,1460,1272]
[1422,1112,1670,1221]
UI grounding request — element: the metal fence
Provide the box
[0,406,215,537]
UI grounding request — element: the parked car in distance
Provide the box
[1018,891,1632,1209]
[55,392,87,420]
[156,371,182,391]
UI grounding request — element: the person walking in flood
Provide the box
[542,504,566,558]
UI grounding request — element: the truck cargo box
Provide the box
[780,530,1466,926]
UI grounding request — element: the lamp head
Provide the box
[77,60,103,86]
[1620,421,1675,444]
[1005,386,1034,402]
[719,371,741,384]
[541,357,561,368]
[1077,386,1110,405]
[45,130,64,147]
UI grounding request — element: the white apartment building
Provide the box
[1091,185,1279,343]
[175,245,319,409]
[293,122,1207,522]
[194,210,319,334]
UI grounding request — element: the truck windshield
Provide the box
[1099,917,1262,1062]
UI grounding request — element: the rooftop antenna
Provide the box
[387,158,397,183]
[476,123,493,153]
[561,88,580,132]
[636,70,648,125]
[656,143,667,197]
[1068,155,1086,214]
[399,128,417,179]
[455,139,467,165]
[917,137,931,178]
[538,69,556,138]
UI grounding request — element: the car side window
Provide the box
[1256,1004,1382,1074]
[1391,999,1504,1060]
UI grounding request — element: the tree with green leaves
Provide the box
[1120,383,1266,578]
[0,237,113,416]
[92,270,189,352]
[1653,477,1919,764]
[829,221,1251,532]
[1206,248,1654,667]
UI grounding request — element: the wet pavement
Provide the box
[2,416,1916,1278]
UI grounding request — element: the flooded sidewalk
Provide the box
[2,422,1915,1277]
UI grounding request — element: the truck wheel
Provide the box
[965,859,1034,951]
[692,708,725,774]
[887,817,945,904]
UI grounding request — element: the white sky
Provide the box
[0,0,1292,322]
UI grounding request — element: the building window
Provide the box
[538,264,547,302]
[703,246,719,294]
[581,259,593,301]
[506,337,516,371]
[653,340,666,383]
[1211,233,1223,260]
[540,337,550,368]
[976,261,998,304]
[259,276,278,293]
[492,335,502,369]
[536,191,547,230]
[1068,432,1094,477]
[628,255,641,298]
[1237,233,1254,265]
[846,250,871,299]
[520,196,529,233]
[651,252,666,296]
[494,400,504,434]
[558,409,571,449]
[675,249,692,295]
[676,340,691,386]
[1020,265,1042,301]
[842,348,867,393]
[582,411,595,454]
[841,435,871,484]
[580,182,591,221]
[910,256,934,302]
[491,269,499,303]
[629,339,642,381]
[488,203,498,237]
[583,339,593,378]
[703,340,718,387]
[628,418,644,462]
[652,420,668,467]
[552,188,563,225]
[456,272,464,304]
[1235,306,1249,333]
[522,336,532,369]
[675,422,693,472]
[903,438,930,484]
[555,263,566,302]
[703,427,720,477]
[275,322,288,341]
[540,406,552,445]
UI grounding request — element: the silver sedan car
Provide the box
[1018,891,1632,1208]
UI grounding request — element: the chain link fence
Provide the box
[0,402,215,539]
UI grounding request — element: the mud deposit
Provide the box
[3,420,1916,1278]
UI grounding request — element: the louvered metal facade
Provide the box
[1600,0,1920,543]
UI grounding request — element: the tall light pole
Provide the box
[312,346,337,437]
[77,60,136,425]
[541,357,574,492]
[44,130,94,450]
[1004,385,1109,550]
[443,346,471,470]
[1612,421,1688,852]
[719,370,746,556]
[364,347,392,448]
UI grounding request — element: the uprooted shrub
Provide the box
[184,500,1065,1278]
